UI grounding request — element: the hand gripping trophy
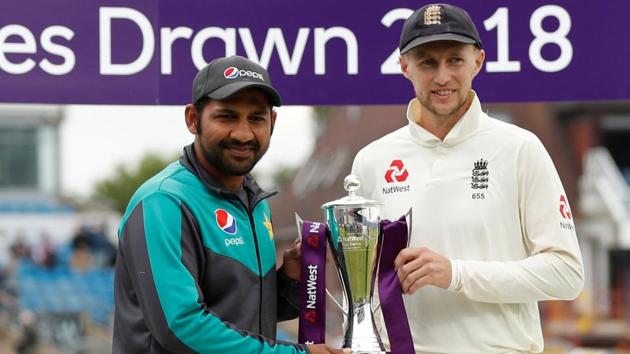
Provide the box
[296,175,414,354]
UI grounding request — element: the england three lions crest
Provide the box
[471,159,489,190]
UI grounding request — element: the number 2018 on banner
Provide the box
[381,5,572,74]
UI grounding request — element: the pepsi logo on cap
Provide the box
[223,67,239,79]
[215,209,237,234]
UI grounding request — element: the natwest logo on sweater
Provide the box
[382,160,411,195]
[384,160,409,183]
[559,195,572,219]
[559,195,575,231]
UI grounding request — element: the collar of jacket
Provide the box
[179,143,277,210]
[405,90,484,147]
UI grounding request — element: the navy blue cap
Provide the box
[399,3,482,54]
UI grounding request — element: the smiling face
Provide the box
[185,88,276,190]
[400,41,484,125]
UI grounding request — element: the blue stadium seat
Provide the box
[17,262,115,325]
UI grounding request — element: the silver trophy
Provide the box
[297,175,386,353]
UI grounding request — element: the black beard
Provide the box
[200,138,265,176]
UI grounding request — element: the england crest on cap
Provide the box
[424,5,442,25]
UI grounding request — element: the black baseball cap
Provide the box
[192,55,282,107]
[399,3,482,54]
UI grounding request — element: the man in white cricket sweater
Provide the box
[351,3,584,354]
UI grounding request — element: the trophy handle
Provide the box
[371,218,385,315]
[294,213,304,244]
[326,288,348,317]
[371,208,412,313]
[405,207,412,248]
[326,222,355,342]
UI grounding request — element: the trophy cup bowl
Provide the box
[322,175,385,354]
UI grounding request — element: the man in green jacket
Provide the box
[113,55,345,354]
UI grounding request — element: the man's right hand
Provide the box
[307,344,351,354]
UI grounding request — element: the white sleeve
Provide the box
[351,148,371,199]
[449,136,584,303]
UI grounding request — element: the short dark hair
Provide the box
[194,97,211,116]
[193,97,211,133]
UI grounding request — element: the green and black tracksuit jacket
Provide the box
[113,144,308,354]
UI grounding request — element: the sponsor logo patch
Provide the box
[224,237,244,247]
[223,67,239,79]
[306,234,320,248]
[384,159,409,183]
[559,194,575,231]
[223,66,265,81]
[304,310,317,324]
[383,159,411,194]
[559,195,572,220]
[215,209,237,235]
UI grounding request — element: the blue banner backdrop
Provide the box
[0,1,624,105]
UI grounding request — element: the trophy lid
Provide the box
[321,175,382,209]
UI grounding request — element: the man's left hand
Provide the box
[394,247,452,294]
[282,242,301,281]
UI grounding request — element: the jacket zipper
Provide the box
[239,195,274,334]
[247,212,263,332]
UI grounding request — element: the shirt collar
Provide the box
[406,91,483,146]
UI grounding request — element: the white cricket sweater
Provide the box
[351,94,584,354]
